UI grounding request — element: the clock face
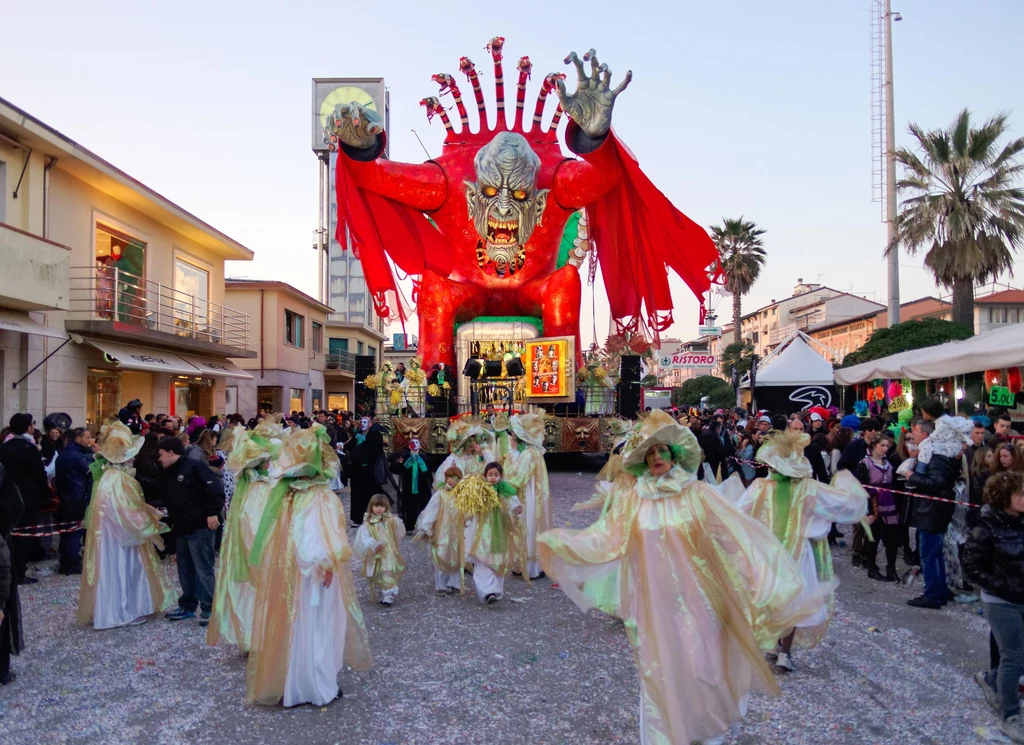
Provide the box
[320,86,377,130]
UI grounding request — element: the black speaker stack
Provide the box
[354,355,378,417]
[617,355,642,418]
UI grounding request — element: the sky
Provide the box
[3,0,1023,347]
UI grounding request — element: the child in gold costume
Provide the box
[415,465,467,596]
[354,494,406,605]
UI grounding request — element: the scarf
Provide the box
[404,453,427,494]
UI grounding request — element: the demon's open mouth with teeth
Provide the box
[465,132,548,278]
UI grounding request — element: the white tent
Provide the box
[743,332,835,387]
[833,324,1024,385]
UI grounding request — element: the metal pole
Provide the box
[317,156,326,304]
[885,0,900,325]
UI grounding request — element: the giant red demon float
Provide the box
[329,37,719,370]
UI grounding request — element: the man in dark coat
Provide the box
[156,437,224,626]
[390,437,434,533]
[117,399,144,435]
[347,416,385,525]
[904,419,959,609]
[54,428,95,575]
[0,414,48,584]
[0,462,24,685]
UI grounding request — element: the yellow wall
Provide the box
[120,370,154,410]
[0,141,45,234]
[46,168,228,308]
[226,286,328,375]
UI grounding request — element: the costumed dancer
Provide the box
[207,419,284,652]
[402,356,429,417]
[415,465,466,595]
[578,358,615,416]
[433,419,496,492]
[390,437,434,533]
[77,421,174,630]
[539,411,825,745]
[734,429,870,672]
[453,462,523,604]
[353,494,406,605]
[246,424,372,707]
[499,413,551,580]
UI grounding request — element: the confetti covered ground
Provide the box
[0,461,1009,745]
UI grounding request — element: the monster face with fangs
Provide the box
[465,132,549,278]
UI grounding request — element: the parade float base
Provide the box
[385,416,629,455]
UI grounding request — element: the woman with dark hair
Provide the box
[41,427,65,467]
[963,471,1024,744]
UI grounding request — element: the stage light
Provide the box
[463,359,482,378]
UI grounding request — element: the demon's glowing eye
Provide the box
[482,186,499,198]
[512,189,528,201]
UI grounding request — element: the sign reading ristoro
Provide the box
[659,353,717,370]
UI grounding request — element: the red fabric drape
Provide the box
[587,131,720,340]
[333,136,453,323]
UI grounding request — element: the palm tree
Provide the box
[890,109,1024,328]
[710,218,767,345]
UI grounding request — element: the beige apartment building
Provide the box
[224,280,331,417]
[0,97,254,428]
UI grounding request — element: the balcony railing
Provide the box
[68,265,249,349]
[325,350,357,372]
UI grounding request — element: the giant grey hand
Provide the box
[554,49,632,139]
[329,102,384,151]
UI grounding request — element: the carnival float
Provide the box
[329,37,719,453]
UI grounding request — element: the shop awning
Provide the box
[82,338,200,376]
[0,309,68,340]
[177,353,253,380]
[833,324,1024,385]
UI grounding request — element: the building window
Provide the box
[289,387,305,414]
[368,345,377,359]
[328,392,349,412]
[173,257,209,332]
[312,389,323,411]
[1001,308,1008,323]
[312,321,323,353]
[285,310,304,347]
[95,224,147,324]
[357,340,365,355]
[329,337,349,353]
[225,385,239,415]
[751,331,759,343]
[989,308,994,324]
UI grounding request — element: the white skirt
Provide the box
[93,534,155,630]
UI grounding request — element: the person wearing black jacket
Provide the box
[962,471,1024,742]
[905,421,959,609]
[0,462,23,686]
[54,428,95,575]
[836,418,883,473]
[0,414,48,585]
[156,437,224,625]
[117,399,144,435]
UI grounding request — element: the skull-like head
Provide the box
[465,132,549,278]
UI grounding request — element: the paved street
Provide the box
[0,463,1008,745]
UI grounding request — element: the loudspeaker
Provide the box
[505,357,525,377]
[355,355,377,378]
[620,355,641,384]
[618,382,641,418]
